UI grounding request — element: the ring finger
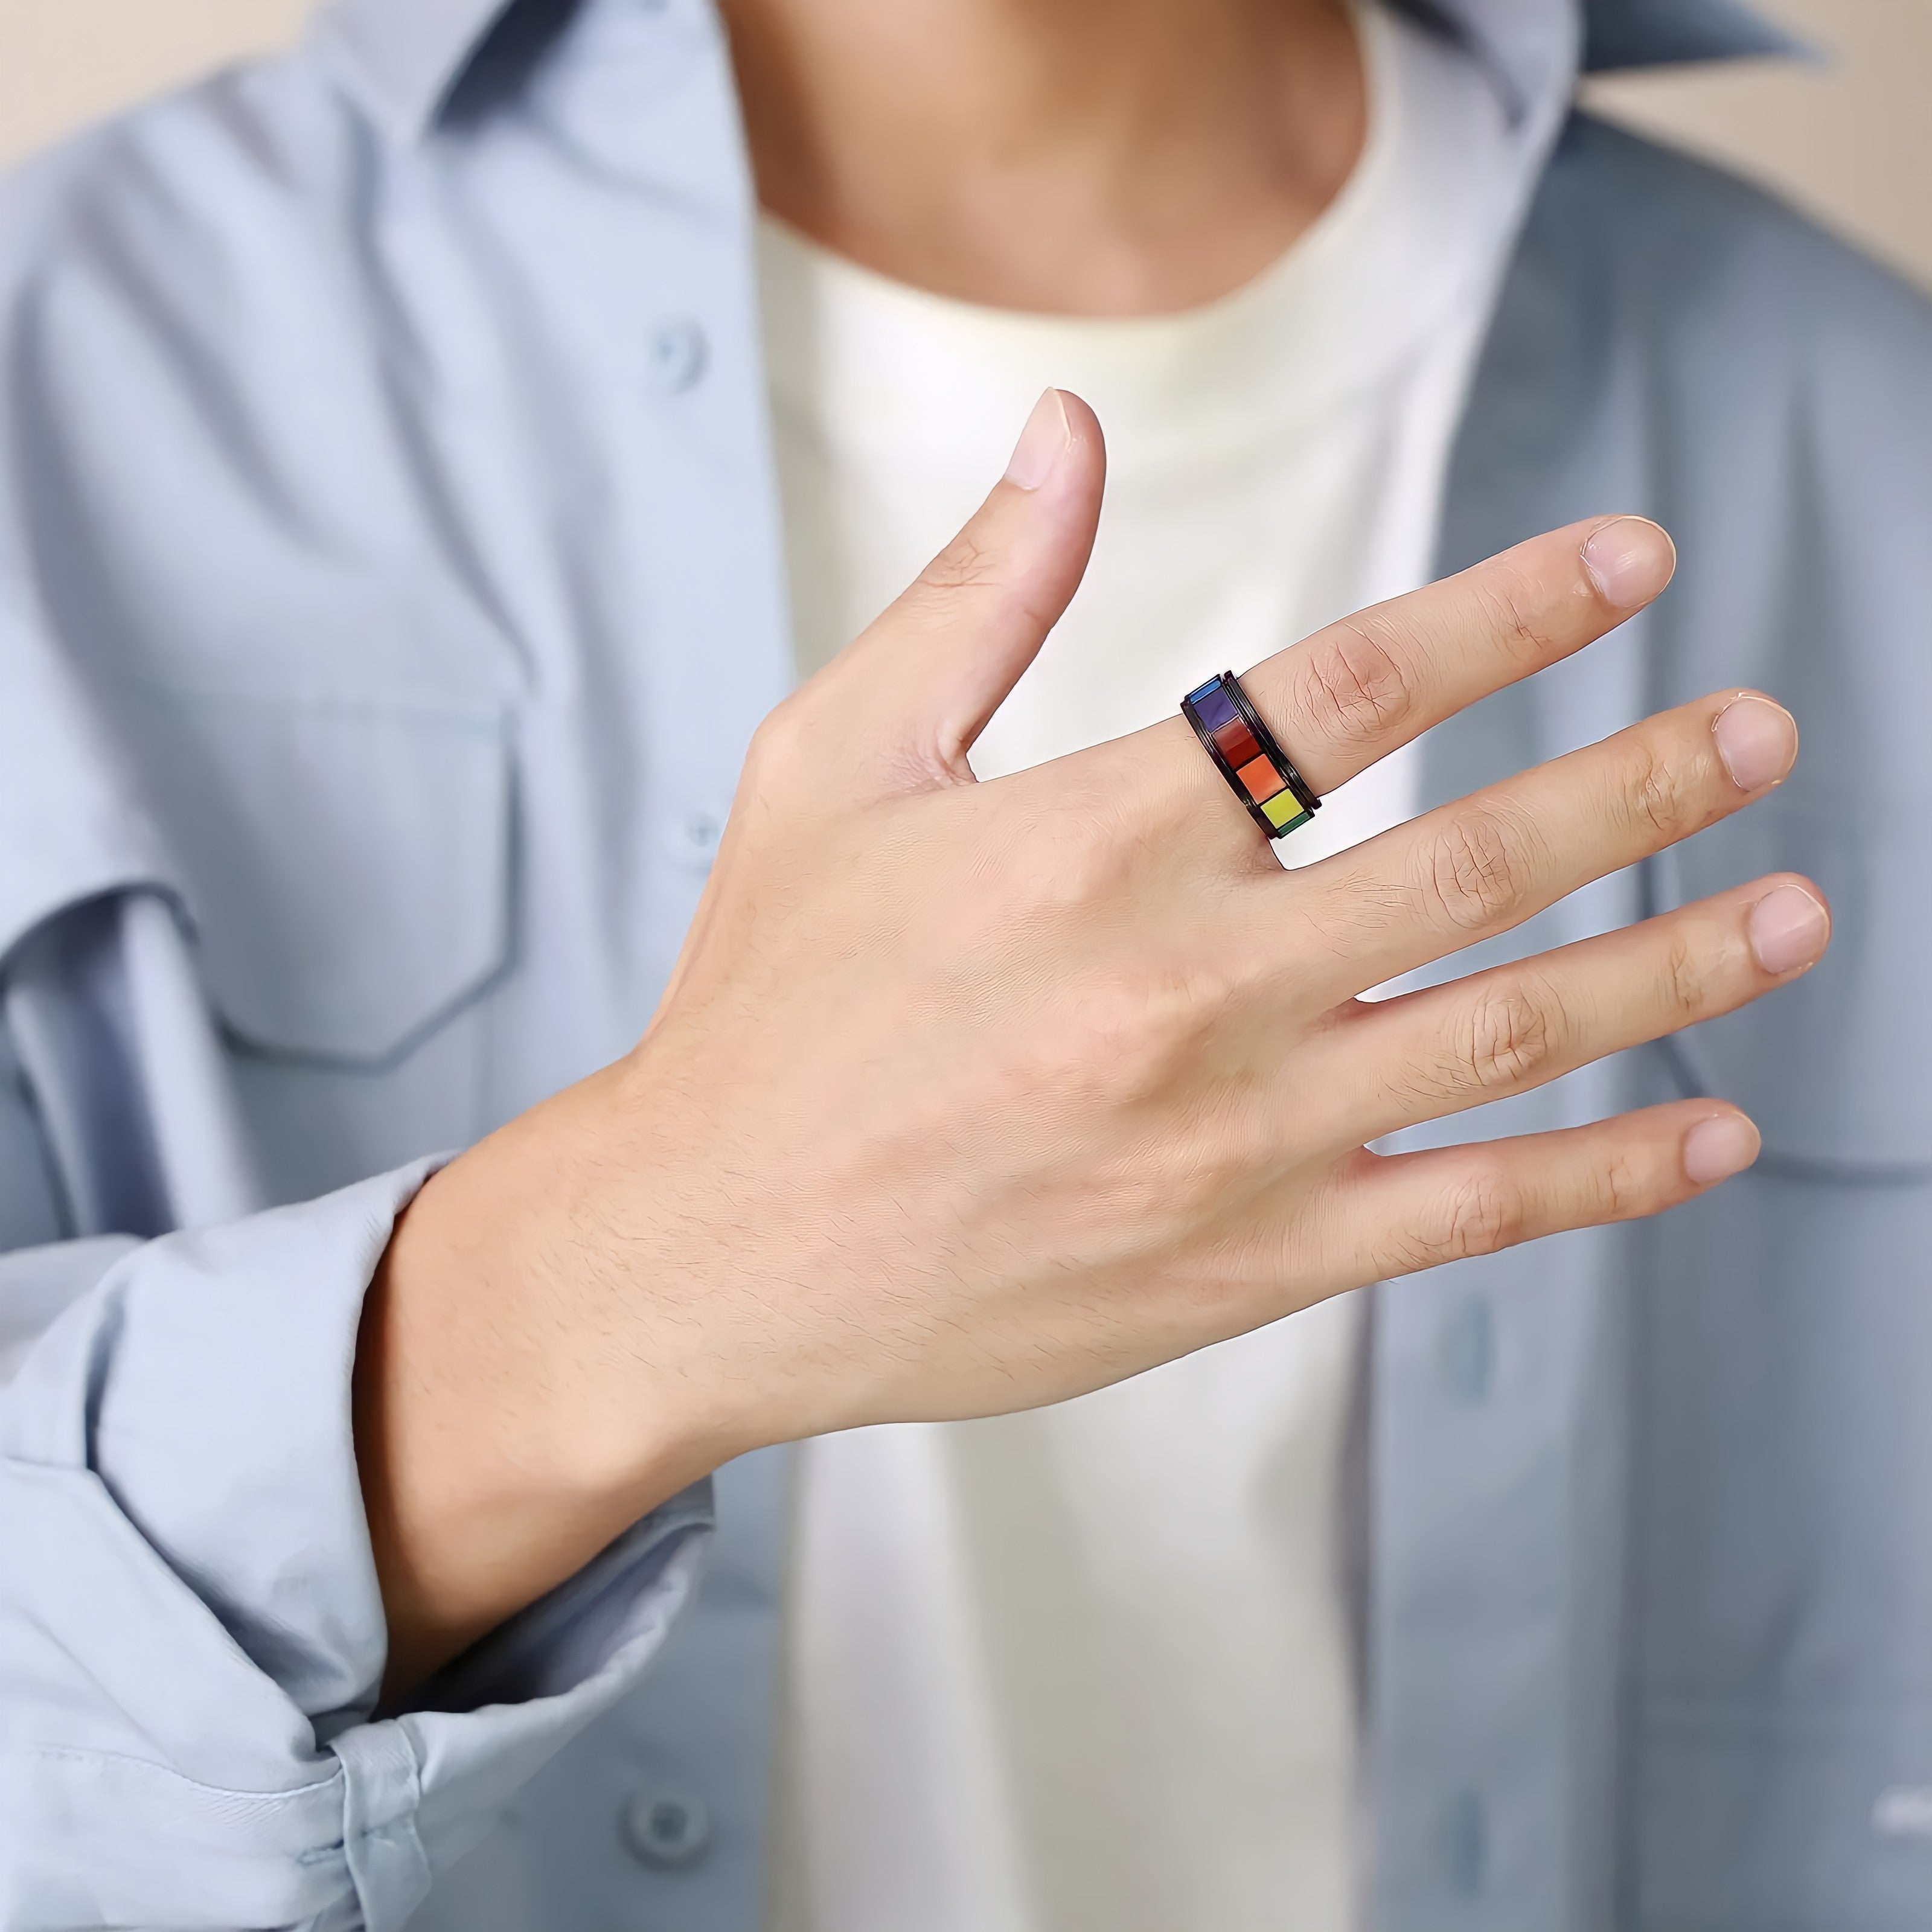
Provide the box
[1287,687,1799,1000]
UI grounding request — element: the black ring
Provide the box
[1180,671,1322,841]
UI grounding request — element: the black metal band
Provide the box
[1180,670,1322,841]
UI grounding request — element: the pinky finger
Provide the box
[1346,1102,1761,1281]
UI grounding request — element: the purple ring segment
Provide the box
[1185,677,1241,737]
[1186,676,1286,806]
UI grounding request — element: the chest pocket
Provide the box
[1649,788,1930,1174]
[117,682,511,1066]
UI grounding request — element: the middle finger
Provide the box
[1286,687,1799,1000]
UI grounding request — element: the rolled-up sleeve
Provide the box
[0,1167,713,1932]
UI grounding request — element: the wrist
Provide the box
[352,1070,752,1688]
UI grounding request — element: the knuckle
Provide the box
[1477,570,1563,671]
[1453,982,1560,1095]
[1297,622,1416,754]
[1660,930,1709,1022]
[1614,732,1697,844]
[917,529,1000,600]
[1163,1106,1277,1229]
[1439,1169,1526,1261]
[995,802,1130,917]
[1596,1148,1651,1221]
[1409,1169,1526,1268]
[1418,807,1536,932]
[1046,962,1229,1107]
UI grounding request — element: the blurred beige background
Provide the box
[0,0,1927,290]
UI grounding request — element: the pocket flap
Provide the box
[121,685,510,1064]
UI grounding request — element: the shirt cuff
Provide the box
[0,1165,714,1931]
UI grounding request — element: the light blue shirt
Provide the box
[0,1,795,1922]
[9,0,1932,1928]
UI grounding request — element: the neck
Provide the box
[719,0,1367,315]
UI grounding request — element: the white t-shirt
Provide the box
[758,10,1549,1928]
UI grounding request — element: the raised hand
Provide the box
[359,391,1825,1683]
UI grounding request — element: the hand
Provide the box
[357,391,1826,1684]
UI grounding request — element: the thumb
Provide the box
[831,388,1107,792]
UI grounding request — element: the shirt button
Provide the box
[664,805,726,869]
[647,318,708,393]
[621,1789,712,1869]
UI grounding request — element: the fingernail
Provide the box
[1683,1112,1761,1187]
[1004,390,1072,491]
[1748,882,1829,976]
[1582,517,1675,610]
[1713,695,1798,792]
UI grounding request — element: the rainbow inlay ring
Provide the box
[1182,671,1321,840]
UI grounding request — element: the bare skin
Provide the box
[718,0,1367,312]
[357,393,1825,1689]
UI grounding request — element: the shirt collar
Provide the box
[310,0,520,144]
[1576,0,1805,72]
[1385,0,1798,129]
[313,0,1800,149]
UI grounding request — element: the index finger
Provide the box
[1113,517,1675,854]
